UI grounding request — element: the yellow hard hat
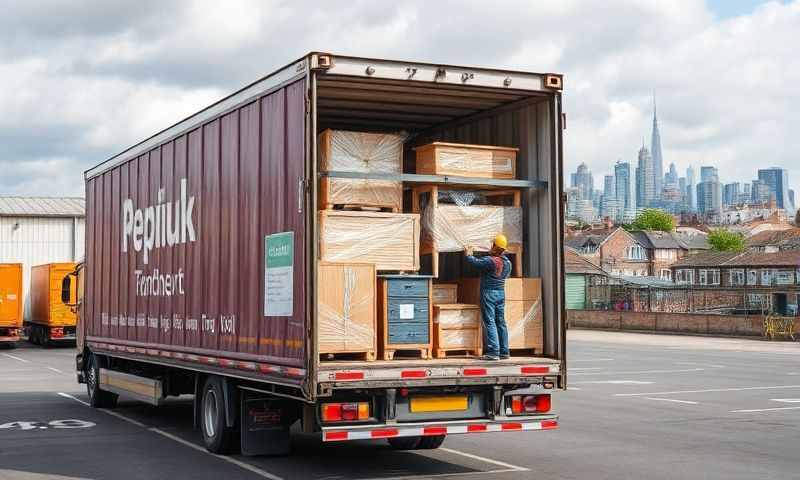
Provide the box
[493,234,508,250]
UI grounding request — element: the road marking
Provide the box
[617,385,800,397]
[2,353,29,363]
[569,358,615,362]
[568,367,604,371]
[644,397,698,405]
[437,447,529,472]
[675,362,725,368]
[730,406,800,413]
[571,368,704,376]
[149,428,284,480]
[368,469,522,480]
[771,399,800,403]
[572,380,654,385]
[57,392,284,480]
[47,367,64,374]
[57,392,89,406]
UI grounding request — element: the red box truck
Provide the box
[67,53,566,455]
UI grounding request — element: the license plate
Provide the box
[410,395,468,413]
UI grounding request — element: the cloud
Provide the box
[0,0,797,197]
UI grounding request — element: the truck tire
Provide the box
[417,435,446,449]
[200,376,239,454]
[86,353,118,408]
[387,436,422,450]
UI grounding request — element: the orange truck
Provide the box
[0,263,23,345]
[28,263,78,345]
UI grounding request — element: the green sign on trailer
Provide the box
[264,231,294,317]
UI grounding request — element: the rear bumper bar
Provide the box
[322,415,558,442]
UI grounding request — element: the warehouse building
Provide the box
[0,197,85,320]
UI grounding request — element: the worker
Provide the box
[465,234,512,361]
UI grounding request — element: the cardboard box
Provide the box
[414,142,518,179]
[433,304,482,355]
[319,210,420,271]
[318,262,376,357]
[432,284,458,305]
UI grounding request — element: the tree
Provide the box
[708,228,746,252]
[630,209,675,232]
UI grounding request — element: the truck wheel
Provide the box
[417,435,446,449]
[200,376,239,454]
[387,436,422,450]
[86,353,118,408]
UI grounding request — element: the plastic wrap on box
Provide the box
[318,262,375,354]
[422,192,522,251]
[431,284,458,305]
[506,299,543,350]
[439,328,481,349]
[415,142,517,179]
[435,305,480,329]
[319,130,404,210]
[319,210,420,271]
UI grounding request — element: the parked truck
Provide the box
[28,263,78,346]
[0,263,23,346]
[65,53,566,455]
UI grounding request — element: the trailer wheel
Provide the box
[417,435,446,449]
[387,436,422,450]
[86,353,118,408]
[200,376,239,454]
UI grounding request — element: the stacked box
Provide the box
[319,210,420,272]
[319,129,404,211]
[414,142,518,179]
[318,262,376,359]
[433,304,482,357]
[458,278,543,352]
[431,284,458,305]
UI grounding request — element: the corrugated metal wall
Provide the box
[0,216,85,320]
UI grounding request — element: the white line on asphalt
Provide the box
[47,367,64,374]
[616,385,800,397]
[675,362,725,368]
[569,358,615,362]
[437,447,529,472]
[56,392,284,480]
[57,392,89,406]
[571,368,704,376]
[2,353,29,363]
[644,397,698,405]
[568,367,604,371]
[771,399,800,403]
[149,428,284,480]
[367,469,522,480]
[572,380,654,385]
[730,406,800,413]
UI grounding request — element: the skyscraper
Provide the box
[686,166,696,212]
[757,167,790,210]
[790,189,796,212]
[665,162,678,187]
[700,166,719,183]
[601,175,619,220]
[678,176,687,210]
[697,181,722,217]
[751,179,772,205]
[650,94,664,199]
[723,182,741,207]
[572,162,594,201]
[614,160,634,212]
[636,143,655,208]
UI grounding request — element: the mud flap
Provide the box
[240,391,291,456]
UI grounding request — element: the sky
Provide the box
[0,0,796,198]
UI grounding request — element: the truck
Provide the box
[64,53,566,455]
[28,263,78,346]
[0,263,23,346]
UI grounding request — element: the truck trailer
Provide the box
[0,263,23,346]
[28,263,78,346]
[68,53,566,455]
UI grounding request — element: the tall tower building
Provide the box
[614,160,634,212]
[697,181,722,217]
[572,163,594,201]
[686,166,696,212]
[650,94,664,199]
[700,166,719,183]
[636,142,655,208]
[757,167,790,210]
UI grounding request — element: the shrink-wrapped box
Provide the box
[432,283,458,305]
[319,129,404,211]
[414,142,517,179]
[318,262,376,360]
[319,210,420,271]
[433,304,482,357]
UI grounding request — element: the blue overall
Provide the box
[466,254,512,357]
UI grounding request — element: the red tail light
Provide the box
[52,328,64,338]
[508,394,551,415]
[535,394,551,413]
[321,402,369,423]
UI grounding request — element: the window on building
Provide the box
[699,269,720,285]
[761,269,775,286]
[581,244,598,254]
[776,270,794,285]
[747,270,758,285]
[659,269,672,281]
[655,249,676,260]
[729,269,745,286]
[626,245,646,260]
[675,269,694,284]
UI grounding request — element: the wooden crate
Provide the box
[431,283,458,305]
[319,129,403,211]
[458,277,542,353]
[319,210,420,272]
[377,277,432,360]
[411,185,522,277]
[318,262,376,361]
[433,304,482,358]
[414,142,518,179]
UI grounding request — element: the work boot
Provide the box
[480,355,499,361]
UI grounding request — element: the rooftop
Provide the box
[565,248,608,276]
[672,250,800,268]
[0,196,85,218]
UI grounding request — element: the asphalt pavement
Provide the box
[1,330,799,480]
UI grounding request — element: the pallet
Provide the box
[320,350,377,362]
[434,348,482,359]
[382,347,431,361]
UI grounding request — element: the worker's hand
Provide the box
[465,246,474,256]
